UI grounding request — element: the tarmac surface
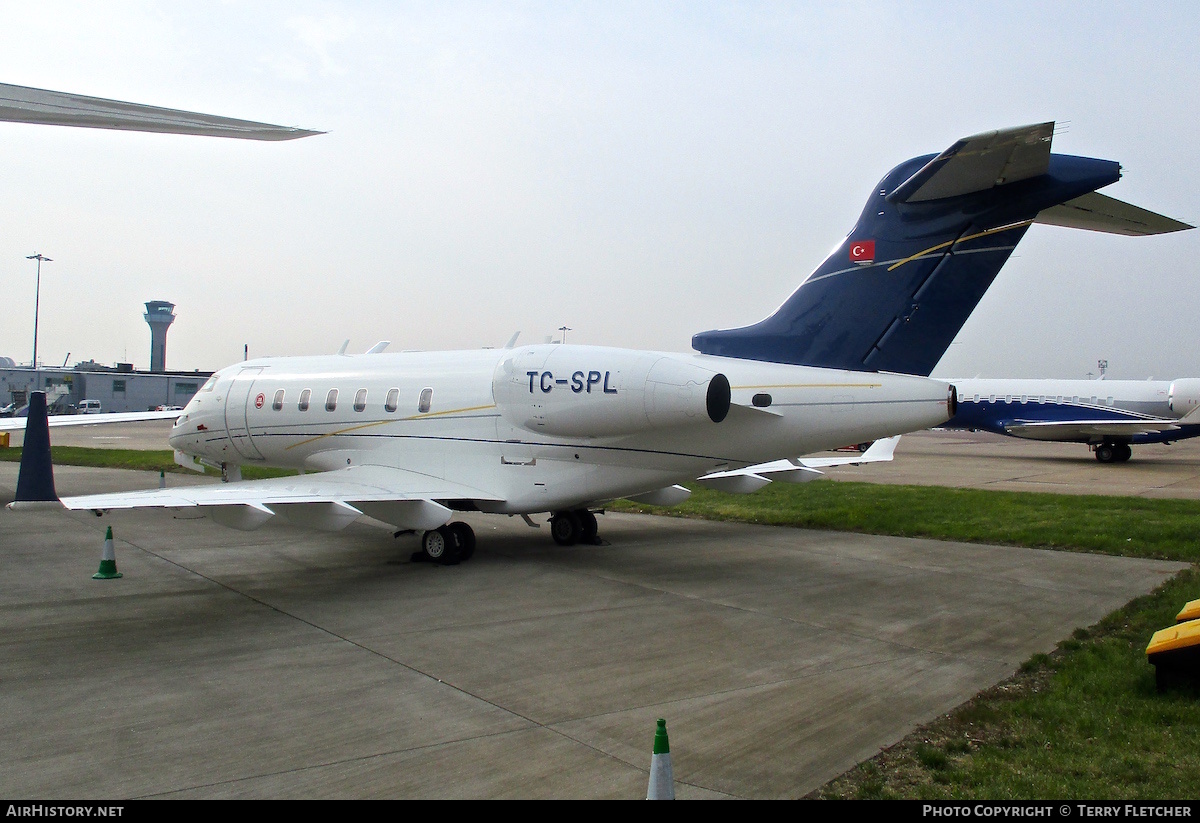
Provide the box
[0,421,1194,799]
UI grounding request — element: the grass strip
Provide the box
[809,567,1200,799]
[611,481,1200,562]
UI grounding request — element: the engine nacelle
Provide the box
[1168,378,1200,415]
[493,345,729,437]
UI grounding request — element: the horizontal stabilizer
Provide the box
[1035,192,1193,236]
[887,122,1054,203]
[0,82,322,140]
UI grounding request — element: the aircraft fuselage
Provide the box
[170,344,954,514]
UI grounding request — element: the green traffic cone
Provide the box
[646,718,674,799]
[93,526,123,579]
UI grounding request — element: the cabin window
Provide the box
[1107,396,1114,406]
[972,394,979,403]
[385,388,399,413]
[298,389,311,412]
[354,388,367,412]
[989,395,996,403]
[326,389,339,412]
[418,387,433,414]
[1020,395,1027,404]
[1037,395,1045,404]
[272,389,284,411]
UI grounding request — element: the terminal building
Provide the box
[1,300,213,415]
[0,362,212,414]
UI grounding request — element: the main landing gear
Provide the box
[415,521,477,565]
[1094,441,1133,464]
[550,509,601,546]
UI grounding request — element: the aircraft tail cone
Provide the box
[92,526,123,580]
[646,718,675,800]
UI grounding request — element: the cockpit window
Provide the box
[200,375,218,393]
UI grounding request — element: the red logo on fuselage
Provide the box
[254,393,265,409]
[849,240,875,264]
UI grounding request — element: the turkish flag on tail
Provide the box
[849,240,875,264]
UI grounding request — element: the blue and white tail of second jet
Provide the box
[692,122,1191,376]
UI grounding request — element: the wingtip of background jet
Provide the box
[0,81,322,141]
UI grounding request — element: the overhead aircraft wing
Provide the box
[1003,419,1183,441]
[694,436,900,493]
[0,409,181,432]
[54,464,505,532]
[1034,191,1193,236]
[0,82,321,140]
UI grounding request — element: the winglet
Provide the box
[8,392,60,509]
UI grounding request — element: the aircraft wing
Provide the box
[1003,419,1183,441]
[694,436,900,493]
[56,464,505,532]
[0,82,321,140]
[0,409,182,432]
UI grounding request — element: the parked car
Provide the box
[155,405,183,412]
[0,402,14,417]
[77,399,102,414]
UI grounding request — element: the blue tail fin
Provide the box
[692,122,1190,375]
[14,391,58,504]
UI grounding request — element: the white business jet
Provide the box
[1,87,1186,562]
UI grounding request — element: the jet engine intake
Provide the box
[1168,378,1200,415]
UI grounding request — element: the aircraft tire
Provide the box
[577,510,599,544]
[421,527,460,565]
[1095,443,1116,463]
[550,511,582,546]
[448,521,476,561]
[1116,443,1133,462]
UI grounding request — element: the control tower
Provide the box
[144,301,176,373]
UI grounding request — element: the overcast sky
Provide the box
[0,1,1197,380]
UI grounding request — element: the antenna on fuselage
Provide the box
[337,340,350,356]
[505,332,520,349]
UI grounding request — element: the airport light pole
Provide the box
[26,253,52,369]
[558,326,571,344]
